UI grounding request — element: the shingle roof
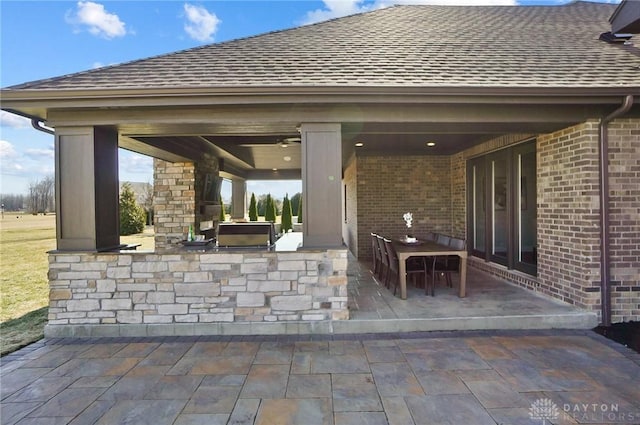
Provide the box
[7,2,640,91]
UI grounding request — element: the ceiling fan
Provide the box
[237,137,301,148]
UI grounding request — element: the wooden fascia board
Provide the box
[42,103,625,130]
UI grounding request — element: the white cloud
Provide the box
[66,1,127,39]
[119,151,153,175]
[25,147,54,160]
[0,140,26,176]
[0,140,19,159]
[302,0,517,24]
[0,111,31,129]
[183,3,221,42]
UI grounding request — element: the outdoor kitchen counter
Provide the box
[45,239,349,337]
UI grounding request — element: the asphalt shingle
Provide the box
[6,2,640,91]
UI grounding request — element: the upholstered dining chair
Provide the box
[431,237,465,291]
[384,238,430,296]
[376,235,390,286]
[424,232,437,242]
[371,232,381,276]
[436,233,450,246]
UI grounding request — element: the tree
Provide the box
[297,196,303,223]
[290,193,301,219]
[0,194,25,211]
[219,202,226,222]
[119,183,146,235]
[265,194,275,222]
[281,193,293,233]
[141,181,154,225]
[27,176,54,214]
[248,193,258,221]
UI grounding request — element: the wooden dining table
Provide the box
[393,239,468,300]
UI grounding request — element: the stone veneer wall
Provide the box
[46,249,349,337]
[154,156,221,250]
[355,155,452,261]
[153,159,196,250]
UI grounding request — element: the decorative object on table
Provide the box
[187,224,194,242]
[402,212,417,243]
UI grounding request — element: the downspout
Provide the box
[31,119,54,135]
[598,94,633,327]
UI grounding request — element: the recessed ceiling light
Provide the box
[283,156,291,162]
[355,142,364,147]
[426,142,436,147]
[272,168,278,171]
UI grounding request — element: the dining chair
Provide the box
[370,232,381,276]
[384,238,430,296]
[436,234,450,246]
[431,237,465,290]
[376,235,390,287]
[424,232,437,242]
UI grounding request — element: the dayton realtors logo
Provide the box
[529,398,560,424]
[530,398,638,423]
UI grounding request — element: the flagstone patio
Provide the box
[2,329,639,425]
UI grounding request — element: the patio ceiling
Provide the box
[115,110,604,180]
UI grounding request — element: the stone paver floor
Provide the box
[2,330,640,425]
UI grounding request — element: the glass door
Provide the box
[490,154,508,266]
[468,158,486,258]
[466,140,537,276]
[514,144,537,275]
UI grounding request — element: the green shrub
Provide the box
[120,183,146,235]
[219,202,226,222]
[265,194,275,222]
[297,196,303,223]
[281,194,293,233]
[249,193,258,221]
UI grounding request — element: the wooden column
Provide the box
[55,126,119,251]
[300,123,343,248]
[231,178,247,220]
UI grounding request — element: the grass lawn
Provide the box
[0,213,154,356]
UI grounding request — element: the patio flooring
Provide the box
[2,329,639,425]
[2,256,637,425]
[341,258,598,333]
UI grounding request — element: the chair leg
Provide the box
[425,274,434,296]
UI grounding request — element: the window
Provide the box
[467,140,537,275]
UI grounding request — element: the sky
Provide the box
[0,0,620,200]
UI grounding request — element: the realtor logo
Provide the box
[529,398,560,424]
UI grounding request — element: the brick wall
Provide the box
[355,155,452,261]
[537,121,602,314]
[608,118,640,322]
[450,152,466,239]
[47,248,349,336]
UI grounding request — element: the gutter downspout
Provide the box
[31,119,54,135]
[598,94,633,327]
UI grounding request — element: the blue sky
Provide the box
[0,0,620,199]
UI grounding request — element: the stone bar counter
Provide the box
[45,244,349,338]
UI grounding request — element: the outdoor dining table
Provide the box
[393,239,468,300]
